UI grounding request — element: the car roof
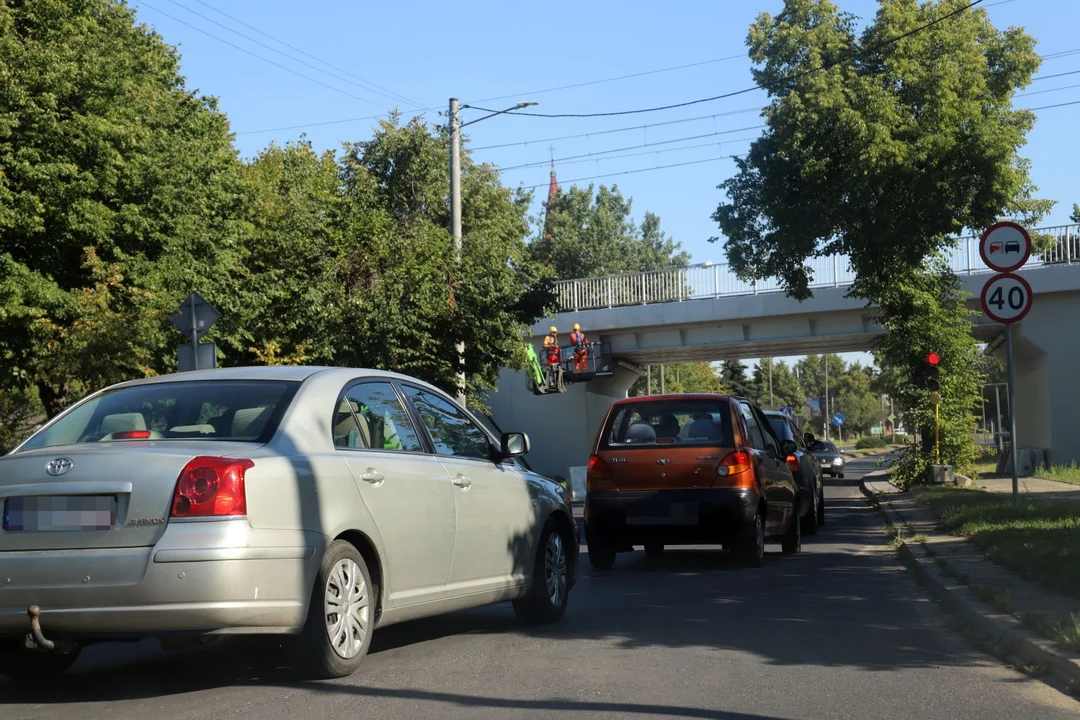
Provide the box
[103,366,441,391]
[611,393,734,406]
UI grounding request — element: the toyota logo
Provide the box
[45,457,74,476]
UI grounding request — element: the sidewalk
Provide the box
[977,475,1080,503]
[862,473,1080,693]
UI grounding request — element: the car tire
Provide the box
[513,519,570,625]
[296,539,376,680]
[737,511,765,568]
[587,534,616,571]
[781,508,801,555]
[803,490,819,536]
[644,542,665,556]
[0,643,81,681]
[817,489,826,527]
[838,472,845,479]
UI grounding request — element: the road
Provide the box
[2,456,1077,719]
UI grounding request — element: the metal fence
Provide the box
[553,224,1080,312]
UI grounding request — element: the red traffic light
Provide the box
[926,352,940,366]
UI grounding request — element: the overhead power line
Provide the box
[1016,82,1080,98]
[159,0,422,110]
[463,54,746,106]
[472,106,763,151]
[515,154,745,191]
[1026,98,1080,111]
[187,0,424,109]
[468,0,985,119]
[136,1,387,109]
[497,136,760,172]
[1031,68,1080,83]
[495,127,764,171]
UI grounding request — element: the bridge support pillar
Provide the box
[486,363,643,487]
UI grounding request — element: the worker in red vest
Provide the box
[569,323,588,371]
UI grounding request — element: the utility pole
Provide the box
[449,98,466,406]
[768,357,774,406]
[660,364,666,395]
[824,356,830,441]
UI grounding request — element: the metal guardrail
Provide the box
[554,224,1080,312]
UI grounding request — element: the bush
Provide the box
[855,435,888,449]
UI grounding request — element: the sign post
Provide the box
[170,291,221,372]
[979,222,1034,507]
[832,411,845,443]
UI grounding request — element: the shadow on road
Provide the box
[0,492,977,711]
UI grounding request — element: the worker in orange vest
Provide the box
[542,327,561,368]
[570,323,588,371]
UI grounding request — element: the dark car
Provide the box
[764,411,825,534]
[583,394,801,570]
[807,438,846,478]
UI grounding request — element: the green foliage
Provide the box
[719,360,753,397]
[751,359,805,411]
[629,362,727,396]
[0,0,250,417]
[530,184,689,279]
[0,2,555,438]
[712,0,1051,300]
[855,435,888,449]
[872,260,984,486]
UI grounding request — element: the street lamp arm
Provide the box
[459,102,537,128]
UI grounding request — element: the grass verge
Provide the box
[909,485,1080,601]
[1039,462,1080,487]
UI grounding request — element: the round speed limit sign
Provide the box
[980,272,1034,324]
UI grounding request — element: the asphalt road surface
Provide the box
[2,456,1077,719]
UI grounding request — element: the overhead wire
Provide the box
[135,1,388,109]
[513,154,746,191]
[496,136,760,172]
[494,128,764,171]
[467,0,986,119]
[158,0,423,110]
[186,0,425,109]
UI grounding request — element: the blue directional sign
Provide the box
[832,412,846,427]
[780,406,794,419]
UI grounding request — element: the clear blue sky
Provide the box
[131,0,1079,372]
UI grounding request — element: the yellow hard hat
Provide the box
[549,326,557,333]
[573,323,581,330]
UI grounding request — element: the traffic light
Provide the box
[925,351,941,392]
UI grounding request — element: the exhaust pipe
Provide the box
[26,605,55,651]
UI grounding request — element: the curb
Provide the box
[860,478,1080,691]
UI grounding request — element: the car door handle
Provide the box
[452,474,472,489]
[360,468,384,483]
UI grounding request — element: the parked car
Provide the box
[0,366,577,680]
[764,411,825,534]
[807,438,846,478]
[583,393,801,570]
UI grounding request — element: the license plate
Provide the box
[3,496,116,532]
[626,502,699,526]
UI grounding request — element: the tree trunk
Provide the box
[36,381,67,419]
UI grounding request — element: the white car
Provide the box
[0,366,577,680]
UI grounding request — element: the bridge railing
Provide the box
[554,224,1080,312]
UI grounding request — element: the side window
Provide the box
[342,382,424,453]
[402,386,492,461]
[753,407,780,453]
[738,402,767,450]
[332,396,368,449]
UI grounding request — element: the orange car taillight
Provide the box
[586,454,615,492]
[715,450,755,489]
[786,454,801,474]
[170,456,253,518]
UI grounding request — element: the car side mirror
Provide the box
[500,431,530,457]
[780,439,797,456]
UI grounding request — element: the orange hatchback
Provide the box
[583,394,801,569]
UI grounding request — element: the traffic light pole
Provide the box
[1005,324,1019,507]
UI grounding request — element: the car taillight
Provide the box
[586,454,614,492]
[113,430,151,440]
[786,454,801,474]
[170,456,253,518]
[715,450,755,489]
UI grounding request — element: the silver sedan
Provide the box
[0,366,577,680]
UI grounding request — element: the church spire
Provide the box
[543,147,558,240]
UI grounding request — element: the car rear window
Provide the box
[767,417,793,442]
[16,380,301,451]
[601,398,735,448]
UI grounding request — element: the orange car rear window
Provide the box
[602,399,735,449]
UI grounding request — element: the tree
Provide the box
[719,360,754,399]
[712,0,1051,301]
[0,0,250,417]
[751,359,805,411]
[712,0,1048,479]
[871,259,984,485]
[629,362,727,396]
[530,184,690,279]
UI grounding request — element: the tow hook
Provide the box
[25,605,55,651]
